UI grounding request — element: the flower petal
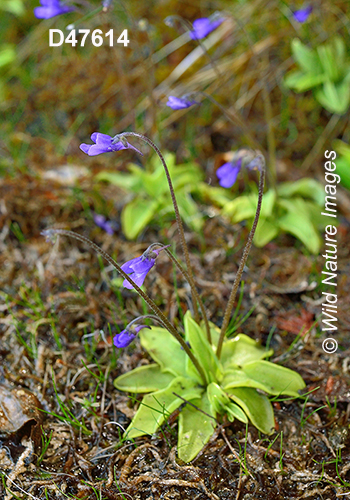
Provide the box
[217,160,241,188]
[113,330,136,348]
[122,271,148,289]
[34,0,74,19]
[131,257,155,274]
[190,17,223,39]
[166,96,198,110]
[293,6,312,23]
[80,132,142,156]
[121,256,143,274]
[79,143,91,154]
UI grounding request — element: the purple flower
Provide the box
[113,324,150,348]
[216,158,243,188]
[102,0,113,9]
[93,213,118,235]
[189,17,223,40]
[293,5,312,23]
[121,245,169,290]
[80,133,142,156]
[34,0,75,19]
[166,96,199,110]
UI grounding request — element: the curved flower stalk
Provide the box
[111,132,203,325]
[113,315,164,348]
[80,131,215,339]
[80,131,202,326]
[42,228,206,384]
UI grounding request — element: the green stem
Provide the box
[115,132,200,324]
[43,229,206,385]
[216,159,266,359]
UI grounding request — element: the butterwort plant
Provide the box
[43,132,305,463]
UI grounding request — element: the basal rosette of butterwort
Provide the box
[166,96,199,110]
[34,0,75,19]
[80,133,142,156]
[189,17,224,39]
[121,246,170,290]
[293,5,312,23]
[113,324,150,348]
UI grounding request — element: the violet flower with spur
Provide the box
[121,244,170,290]
[113,324,151,348]
[80,132,142,156]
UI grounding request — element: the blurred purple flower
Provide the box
[34,0,75,19]
[102,0,113,9]
[216,158,243,188]
[245,154,264,171]
[166,96,199,110]
[121,245,169,290]
[217,154,263,188]
[293,5,312,23]
[93,213,117,235]
[113,324,150,348]
[190,17,223,39]
[80,133,142,156]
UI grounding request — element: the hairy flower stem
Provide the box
[43,229,206,385]
[114,132,200,324]
[216,160,266,359]
[262,84,276,191]
[127,314,165,329]
[163,248,211,344]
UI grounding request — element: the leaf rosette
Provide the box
[114,311,305,462]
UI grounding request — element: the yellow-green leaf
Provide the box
[178,393,216,462]
[125,377,202,438]
[228,387,275,435]
[139,327,186,377]
[114,364,175,393]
